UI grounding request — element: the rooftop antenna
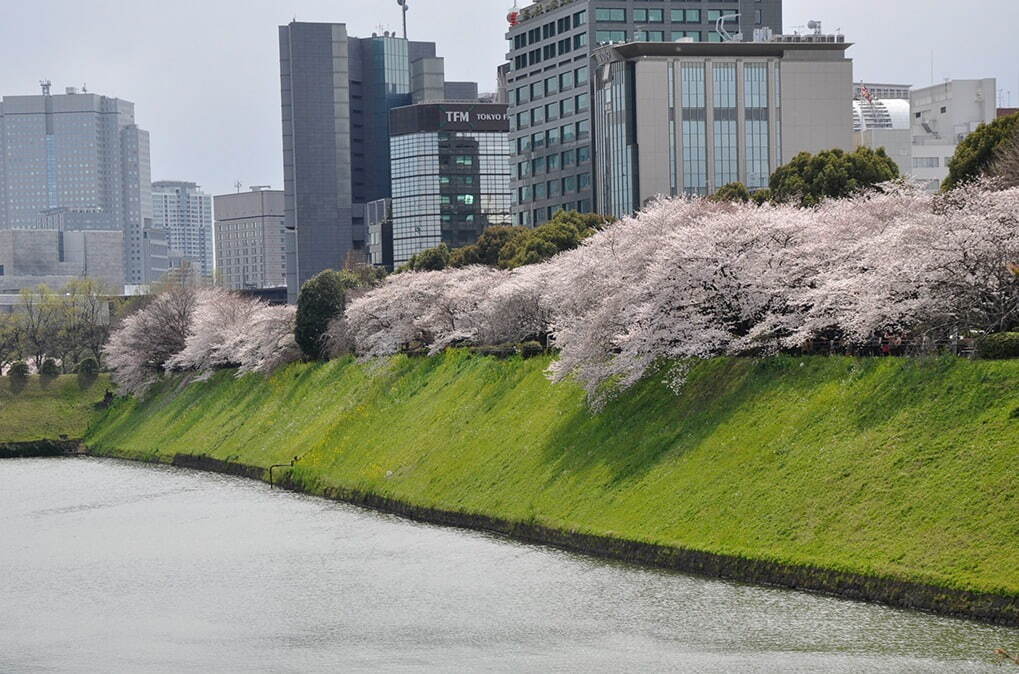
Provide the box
[81,83,87,93]
[397,0,409,39]
[807,20,823,35]
[40,80,51,96]
[234,180,242,193]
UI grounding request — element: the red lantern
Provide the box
[507,11,519,26]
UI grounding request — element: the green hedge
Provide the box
[977,332,1019,359]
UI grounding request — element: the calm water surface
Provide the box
[0,458,1015,673]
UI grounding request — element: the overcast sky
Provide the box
[2,0,1016,198]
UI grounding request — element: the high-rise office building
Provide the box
[387,102,512,267]
[505,0,783,226]
[0,85,153,285]
[152,181,214,278]
[591,38,853,217]
[279,22,473,301]
[213,186,286,290]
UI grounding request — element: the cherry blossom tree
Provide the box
[103,284,197,396]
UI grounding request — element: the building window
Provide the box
[681,63,708,196]
[713,62,739,188]
[671,9,701,23]
[596,30,627,44]
[634,8,664,23]
[744,62,770,189]
[595,8,626,22]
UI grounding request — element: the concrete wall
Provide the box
[855,128,912,177]
[0,229,124,291]
[780,55,854,160]
[634,61,671,207]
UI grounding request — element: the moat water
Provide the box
[1,458,1014,672]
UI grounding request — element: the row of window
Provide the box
[511,10,587,50]
[514,66,590,105]
[517,173,592,203]
[597,29,729,43]
[596,7,740,24]
[516,121,592,155]
[514,34,588,69]
[515,200,593,227]
[518,145,592,178]
[515,95,589,130]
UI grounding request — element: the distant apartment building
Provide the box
[152,181,214,278]
[0,85,153,285]
[505,0,784,226]
[213,187,286,290]
[279,22,480,300]
[0,228,124,292]
[388,102,511,267]
[910,78,997,190]
[591,37,853,216]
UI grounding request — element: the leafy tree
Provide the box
[943,112,1019,191]
[75,357,100,376]
[990,131,1019,190]
[401,213,610,272]
[411,243,451,271]
[710,182,752,203]
[7,361,29,379]
[0,313,23,373]
[497,211,610,269]
[295,270,346,360]
[61,279,113,367]
[448,244,482,268]
[769,147,899,206]
[18,285,61,369]
[473,226,529,266]
[39,358,59,378]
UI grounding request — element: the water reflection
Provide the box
[0,458,1013,673]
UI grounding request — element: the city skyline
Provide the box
[1,0,1017,199]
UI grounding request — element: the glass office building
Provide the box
[389,103,511,266]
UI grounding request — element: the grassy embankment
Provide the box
[0,374,110,443]
[79,353,1019,598]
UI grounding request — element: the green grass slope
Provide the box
[0,374,110,442]
[85,354,1019,595]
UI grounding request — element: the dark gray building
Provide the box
[279,22,472,301]
[505,0,783,226]
[387,102,511,267]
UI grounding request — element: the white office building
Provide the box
[910,78,996,190]
[152,181,214,278]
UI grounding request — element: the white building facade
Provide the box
[910,79,996,190]
[152,181,214,278]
